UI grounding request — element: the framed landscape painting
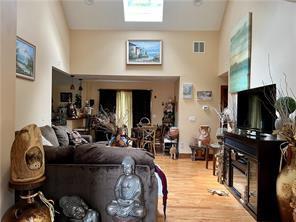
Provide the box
[127,40,162,65]
[16,37,36,81]
[197,91,212,101]
[229,13,252,93]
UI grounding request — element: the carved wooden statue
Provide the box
[11,124,45,183]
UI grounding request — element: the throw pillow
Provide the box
[68,131,88,145]
[40,125,59,147]
[42,135,53,146]
[52,125,71,147]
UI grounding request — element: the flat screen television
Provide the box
[237,84,276,134]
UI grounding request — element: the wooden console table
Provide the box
[223,131,283,221]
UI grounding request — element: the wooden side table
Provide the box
[189,144,206,161]
[205,143,221,175]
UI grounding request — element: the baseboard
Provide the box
[178,153,191,159]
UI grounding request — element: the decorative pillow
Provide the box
[68,131,88,145]
[42,135,53,146]
[40,125,59,147]
[52,125,71,147]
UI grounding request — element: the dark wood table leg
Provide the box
[191,148,196,161]
[205,146,209,169]
[213,153,216,175]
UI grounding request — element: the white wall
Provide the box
[70,31,227,153]
[219,0,296,93]
[16,0,70,130]
[0,0,16,216]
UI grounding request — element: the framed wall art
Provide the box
[197,91,212,101]
[126,40,162,65]
[60,92,72,102]
[229,12,252,93]
[183,83,193,99]
[16,36,36,81]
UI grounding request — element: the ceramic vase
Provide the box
[2,193,51,222]
[276,145,296,222]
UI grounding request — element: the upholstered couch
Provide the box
[40,125,158,222]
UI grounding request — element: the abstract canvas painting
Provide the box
[127,40,162,65]
[229,13,252,93]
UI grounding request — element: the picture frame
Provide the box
[16,36,36,81]
[197,91,213,101]
[126,40,162,65]
[60,92,72,102]
[183,83,193,99]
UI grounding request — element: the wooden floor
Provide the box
[156,155,255,222]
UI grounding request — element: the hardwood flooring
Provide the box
[155,155,255,222]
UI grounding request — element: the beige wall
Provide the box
[218,0,296,92]
[81,80,177,125]
[71,31,227,153]
[16,0,70,130]
[0,0,16,215]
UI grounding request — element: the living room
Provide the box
[1,0,296,221]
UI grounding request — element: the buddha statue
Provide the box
[59,196,100,222]
[106,156,146,219]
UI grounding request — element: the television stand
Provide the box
[223,131,283,221]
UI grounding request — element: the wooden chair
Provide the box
[140,126,156,156]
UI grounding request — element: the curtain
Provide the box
[249,96,262,129]
[116,91,133,135]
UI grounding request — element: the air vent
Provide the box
[193,41,205,53]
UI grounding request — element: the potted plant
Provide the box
[275,95,296,221]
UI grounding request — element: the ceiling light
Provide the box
[79,79,83,91]
[193,0,203,6]
[70,75,75,90]
[123,0,163,22]
[84,0,95,6]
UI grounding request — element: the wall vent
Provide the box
[193,41,205,53]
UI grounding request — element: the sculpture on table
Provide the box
[59,196,100,222]
[198,125,211,146]
[106,156,146,221]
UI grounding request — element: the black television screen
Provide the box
[237,84,276,134]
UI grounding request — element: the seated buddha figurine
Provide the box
[106,156,146,219]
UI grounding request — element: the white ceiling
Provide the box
[61,0,228,31]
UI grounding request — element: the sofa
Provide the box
[40,125,158,222]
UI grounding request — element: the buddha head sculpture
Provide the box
[10,124,45,183]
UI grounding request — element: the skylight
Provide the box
[123,0,163,22]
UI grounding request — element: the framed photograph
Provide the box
[197,91,213,101]
[183,83,193,99]
[16,37,36,81]
[126,40,162,65]
[60,92,72,102]
[229,12,252,93]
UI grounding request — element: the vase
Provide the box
[2,192,52,222]
[276,145,296,222]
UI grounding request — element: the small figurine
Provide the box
[170,145,177,160]
[106,156,146,219]
[59,196,100,222]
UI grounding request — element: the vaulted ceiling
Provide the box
[61,0,228,31]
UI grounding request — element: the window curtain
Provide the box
[249,96,262,129]
[116,91,133,135]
